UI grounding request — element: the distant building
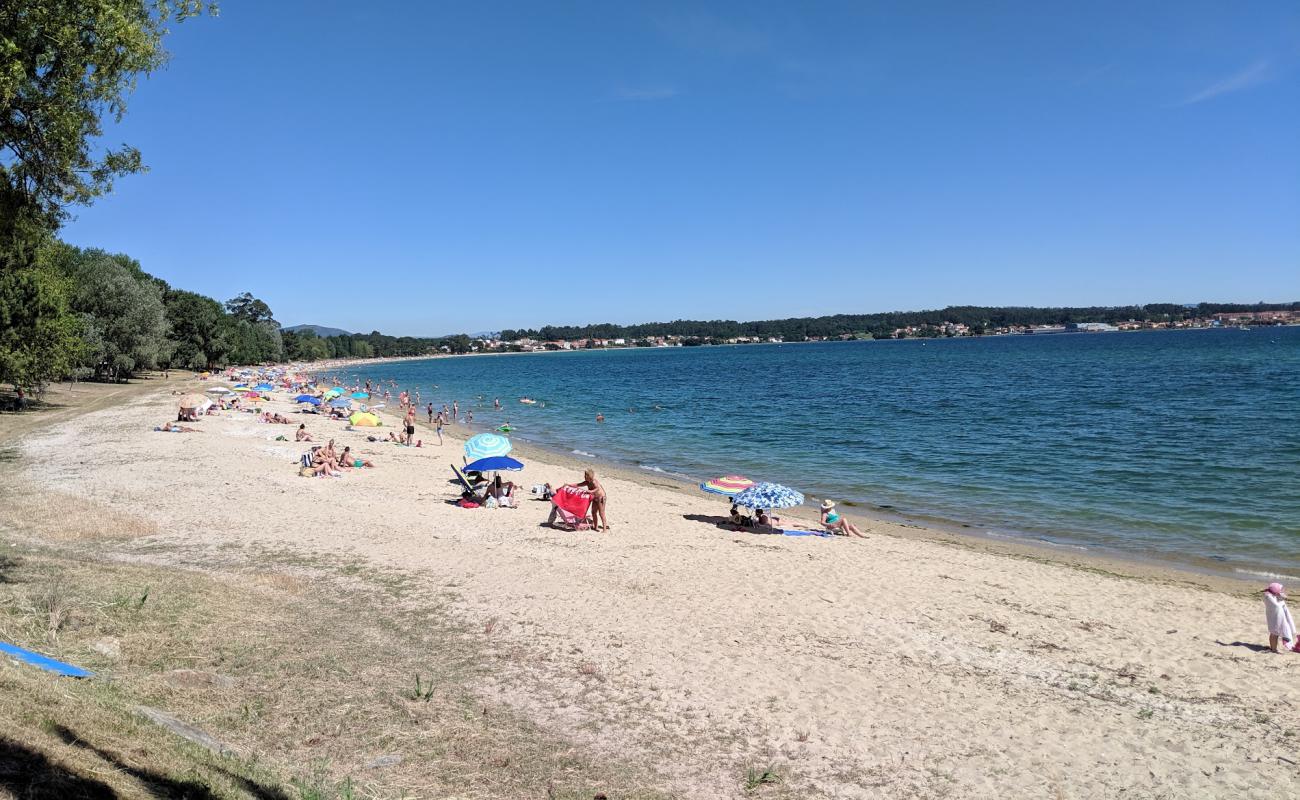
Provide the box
[1067,322,1119,332]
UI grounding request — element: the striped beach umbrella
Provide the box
[732,482,805,510]
[464,433,512,460]
[700,475,755,496]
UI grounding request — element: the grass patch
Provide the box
[0,540,669,799]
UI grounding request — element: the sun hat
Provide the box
[1266,582,1286,597]
[821,499,836,511]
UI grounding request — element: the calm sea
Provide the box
[335,328,1300,576]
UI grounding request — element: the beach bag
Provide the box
[298,466,315,477]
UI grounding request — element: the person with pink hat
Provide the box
[1263,582,1298,653]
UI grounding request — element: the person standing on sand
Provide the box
[427,402,434,424]
[1263,583,1299,653]
[434,413,444,445]
[404,407,416,447]
[575,468,609,531]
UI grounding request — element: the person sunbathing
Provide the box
[820,500,866,538]
[338,446,375,468]
[155,422,200,432]
[295,424,313,442]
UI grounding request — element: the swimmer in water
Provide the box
[595,413,605,423]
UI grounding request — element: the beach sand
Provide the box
[8,380,1300,798]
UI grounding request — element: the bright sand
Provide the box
[14,381,1300,798]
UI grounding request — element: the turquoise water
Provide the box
[334,328,1300,574]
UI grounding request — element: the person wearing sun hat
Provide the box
[820,499,866,538]
[1263,582,1298,653]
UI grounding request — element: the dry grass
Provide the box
[0,539,669,799]
[0,485,160,541]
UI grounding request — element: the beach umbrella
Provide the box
[350,391,369,399]
[700,475,755,497]
[205,386,232,395]
[322,389,341,400]
[233,386,250,393]
[295,394,321,405]
[328,397,352,409]
[349,411,381,427]
[330,386,345,393]
[464,433,512,460]
[246,391,263,399]
[464,455,524,472]
[254,383,274,392]
[732,482,805,510]
[177,393,208,409]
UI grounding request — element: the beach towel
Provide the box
[1265,593,1296,644]
[782,529,832,537]
[550,486,593,529]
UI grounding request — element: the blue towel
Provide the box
[781,529,832,537]
[0,641,93,678]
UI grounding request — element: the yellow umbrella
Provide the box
[232,386,250,393]
[349,412,381,427]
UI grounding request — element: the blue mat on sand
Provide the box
[781,529,832,537]
[0,640,93,678]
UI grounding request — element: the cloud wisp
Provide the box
[1177,59,1272,106]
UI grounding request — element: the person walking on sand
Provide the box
[1263,583,1299,653]
[434,412,444,445]
[820,500,867,538]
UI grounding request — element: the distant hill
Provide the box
[285,324,351,337]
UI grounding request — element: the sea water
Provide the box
[335,327,1300,575]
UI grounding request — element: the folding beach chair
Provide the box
[549,485,593,530]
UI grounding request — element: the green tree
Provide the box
[0,262,83,388]
[58,248,168,379]
[0,0,216,263]
[164,288,229,368]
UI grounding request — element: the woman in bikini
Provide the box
[575,468,609,530]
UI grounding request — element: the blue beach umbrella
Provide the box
[295,394,322,405]
[351,391,369,399]
[464,455,524,472]
[732,482,805,510]
[328,397,352,409]
[254,383,274,392]
[464,433,512,460]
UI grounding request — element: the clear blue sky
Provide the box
[61,1,1299,336]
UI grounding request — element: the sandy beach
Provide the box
[5,378,1300,799]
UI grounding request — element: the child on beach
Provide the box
[1263,583,1299,653]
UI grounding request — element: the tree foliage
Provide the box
[0,0,215,260]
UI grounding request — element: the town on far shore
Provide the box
[472,308,1300,353]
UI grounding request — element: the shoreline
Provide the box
[325,372,1264,596]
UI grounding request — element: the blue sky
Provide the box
[61,1,1299,335]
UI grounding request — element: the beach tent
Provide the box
[295,394,322,405]
[732,482,805,510]
[349,412,381,427]
[464,433,511,460]
[700,475,755,497]
[464,456,524,472]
